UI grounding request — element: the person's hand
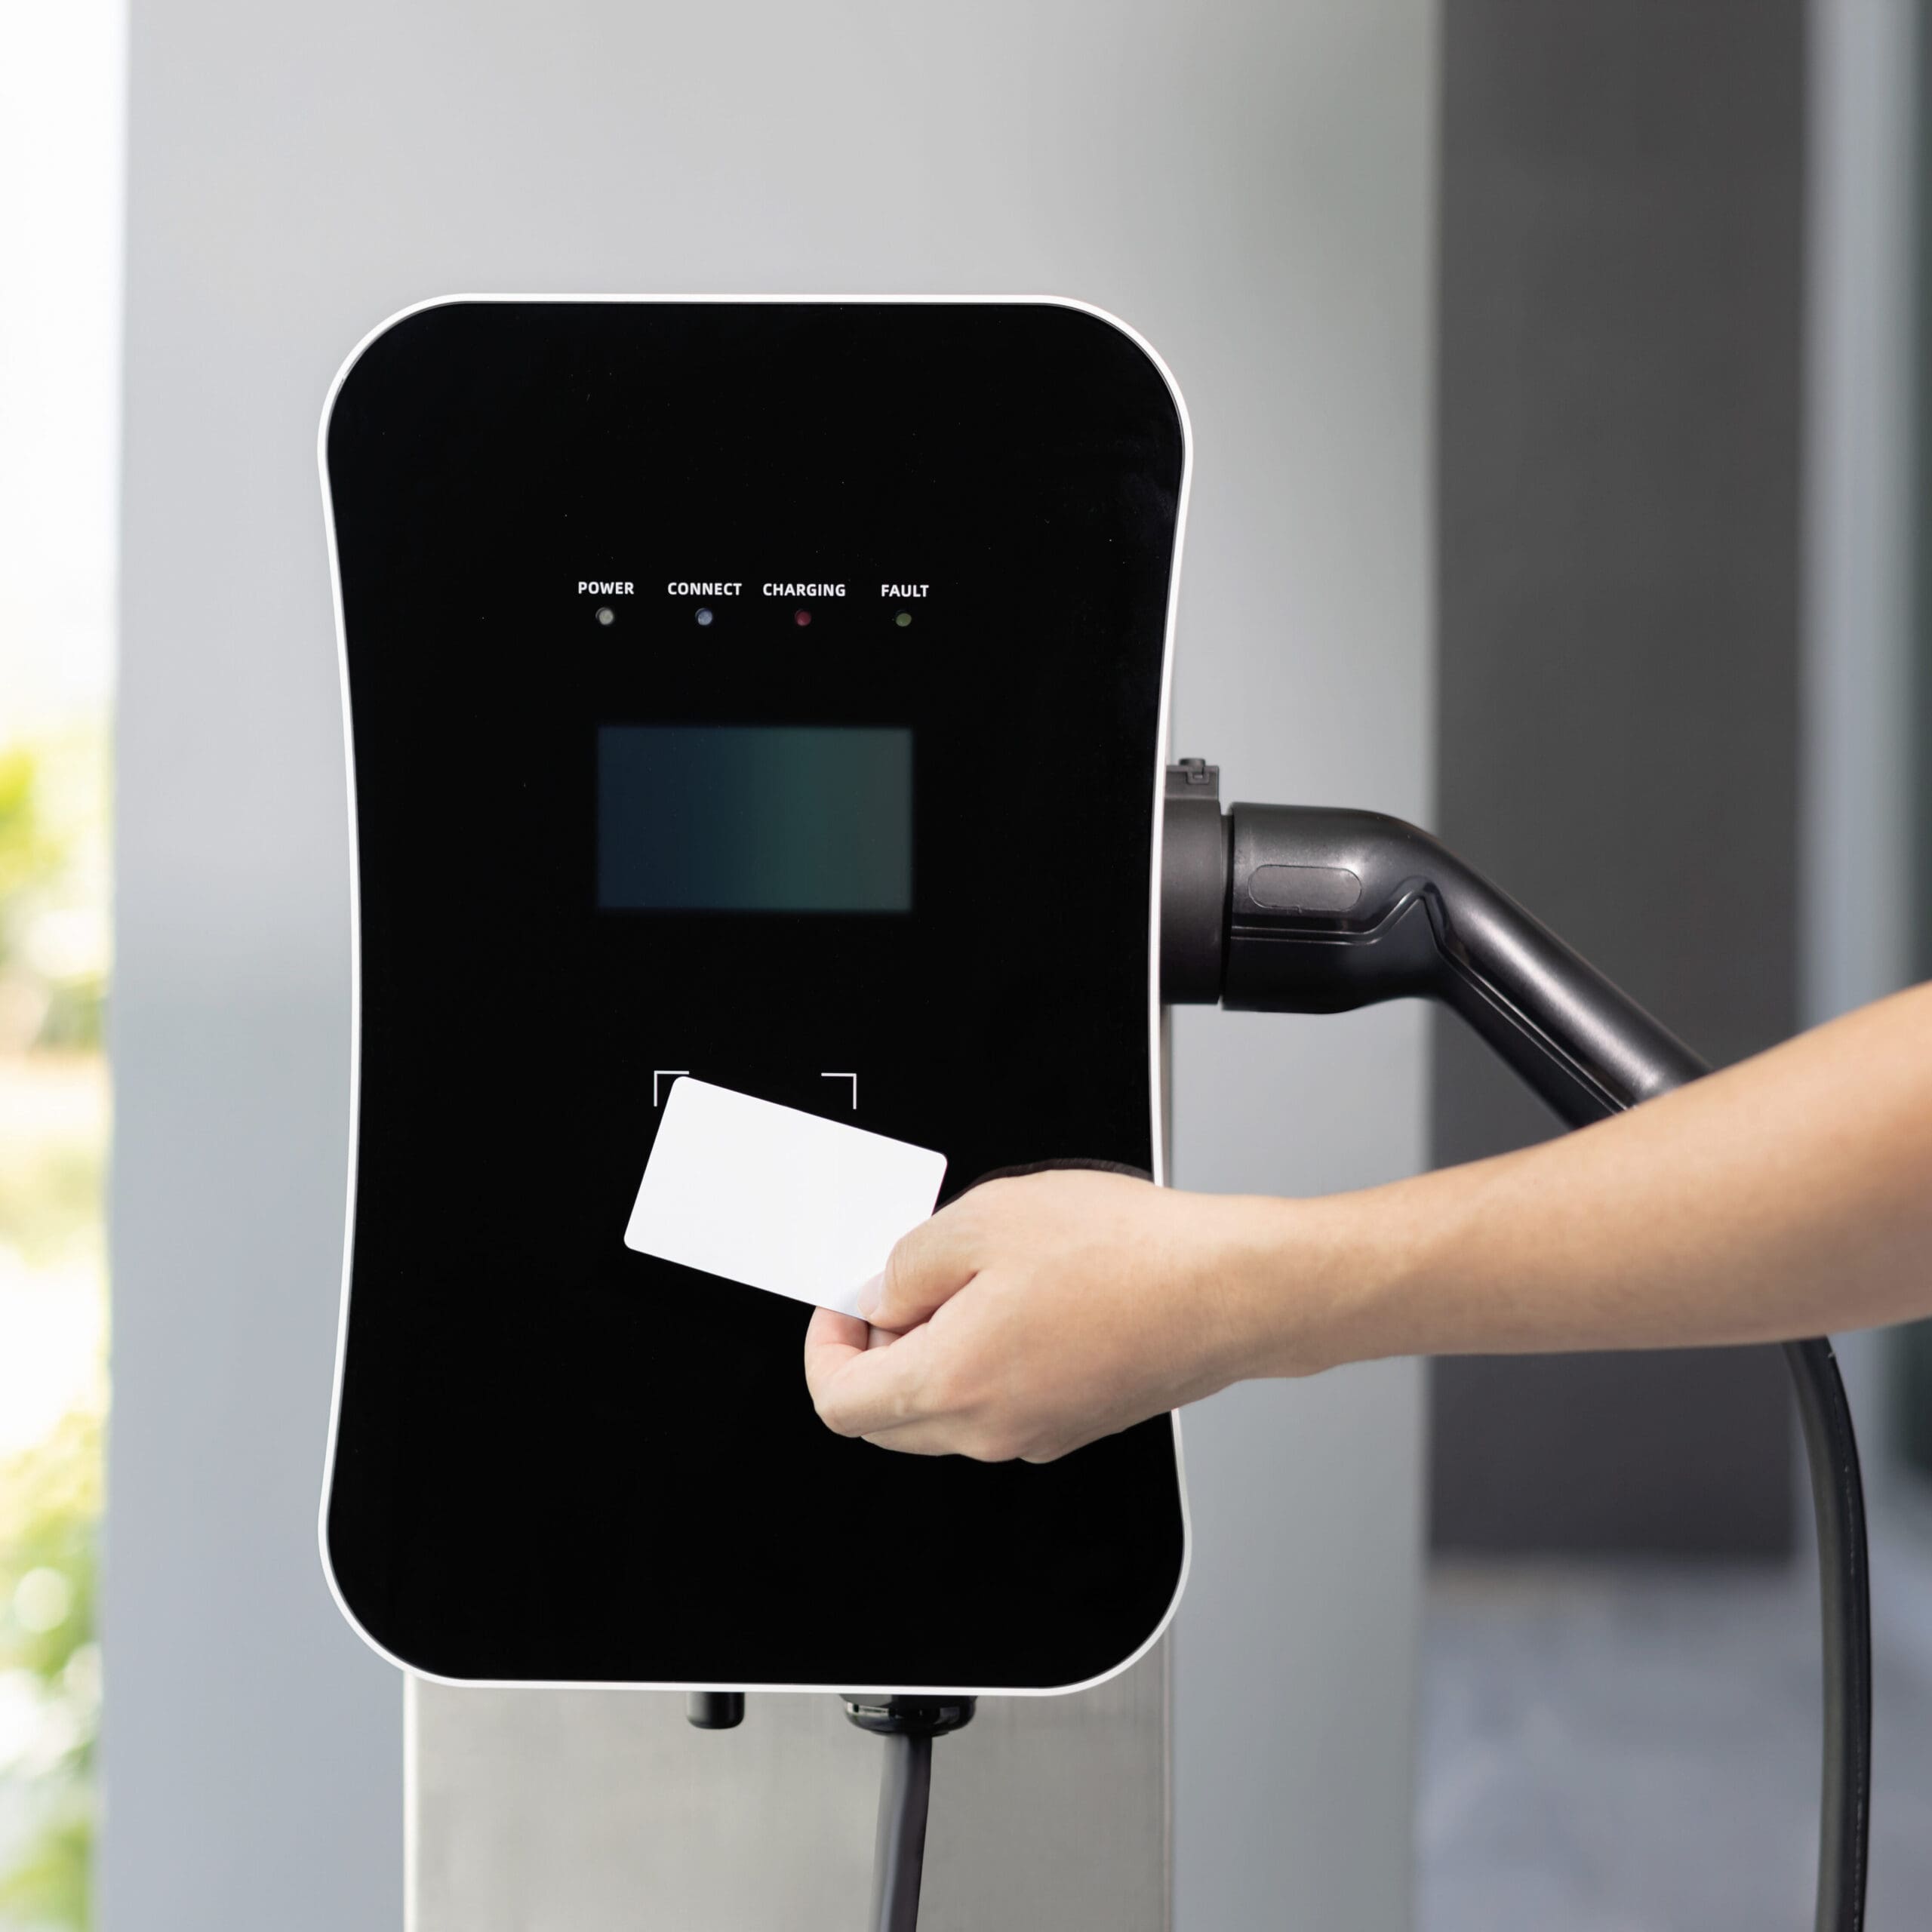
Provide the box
[802,1169,1314,1463]
[801,983,1932,1454]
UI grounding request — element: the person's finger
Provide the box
[857,1198,985,1331]
[808,1321,946,1438]
[802,1306,869,1401]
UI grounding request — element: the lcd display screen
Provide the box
[597,724,913,911]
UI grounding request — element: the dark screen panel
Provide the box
[323,301,1186,1689]
[597,724,912,912]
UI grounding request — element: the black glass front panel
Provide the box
[324,301,1186,1688]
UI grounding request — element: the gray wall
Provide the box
[1807,0,1921,1032]
[111,4,1437,1927]
[1430,0,1807,1555]
[1806,0,1925,1464]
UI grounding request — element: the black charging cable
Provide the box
[1162,761,1872,1932]
[685,1693,975,1932]
[843,1697,977,1932]
[1784,1337,1872,1930]
[866,1730,933,1932]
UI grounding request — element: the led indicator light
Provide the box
[794,609,812,627]
[894,611,912,629]
[595,607,615,627]
[695,608,714,626]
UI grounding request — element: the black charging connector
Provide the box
[1159,758,1229,1003]
[1161,761,1871,1932]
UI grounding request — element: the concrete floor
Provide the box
[1417,1514,1932,1930]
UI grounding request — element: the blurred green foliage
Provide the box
[0,1152,98,1276]
[0,726,107,1928]
[0,755,60,935]
[0,1414,98,1931]
[0,739,106,1054]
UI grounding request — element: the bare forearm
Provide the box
[1252,981,1932,1373]
[808,985,1932,1464]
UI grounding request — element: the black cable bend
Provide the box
[1521,1055,1869,1932]
[1544,1052,1869,1932]
[1783,1334,1872,1932]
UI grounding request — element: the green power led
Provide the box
[894,611,912,628]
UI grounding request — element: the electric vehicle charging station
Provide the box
[321,299,1871,1930]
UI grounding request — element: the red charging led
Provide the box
[793,609,812,627]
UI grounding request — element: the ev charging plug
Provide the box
[1161,758,1870,1932]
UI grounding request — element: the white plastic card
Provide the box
[623,1078,948,1315]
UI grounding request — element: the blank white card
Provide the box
[623,1078,948,1316]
